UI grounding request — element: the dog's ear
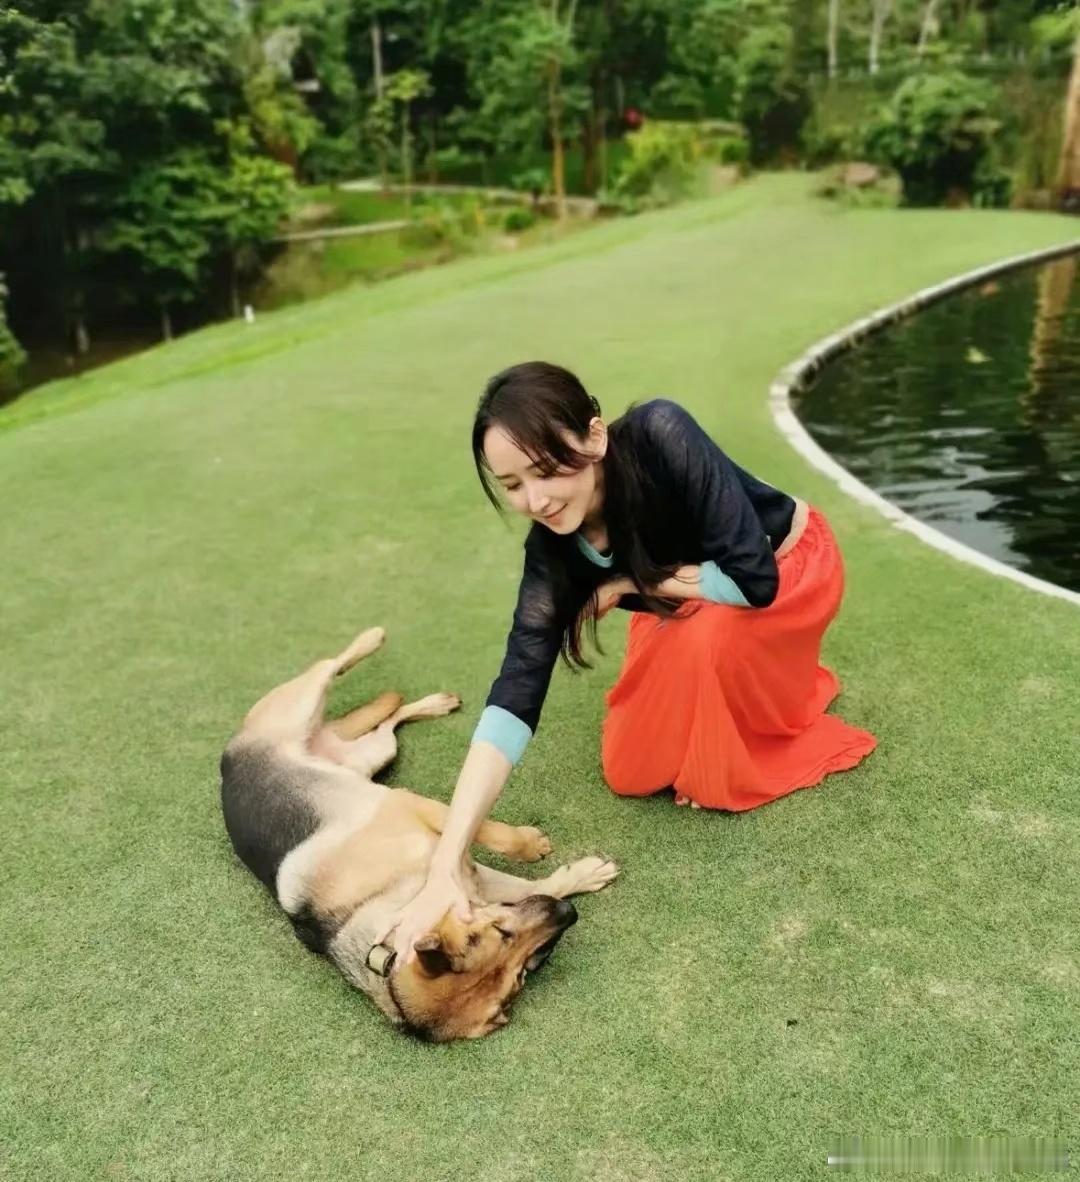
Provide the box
[414,933,453,977]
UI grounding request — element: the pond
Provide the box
[794,251,1080,594]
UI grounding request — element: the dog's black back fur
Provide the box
[220,740,321,893]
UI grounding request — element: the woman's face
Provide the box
[483,420,606,534]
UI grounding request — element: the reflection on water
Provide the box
[796,252,1080,593]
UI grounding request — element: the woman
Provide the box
[385,361,876,961]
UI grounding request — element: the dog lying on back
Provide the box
[220,625,617,1041]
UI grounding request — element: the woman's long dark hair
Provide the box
[472,361,681,669]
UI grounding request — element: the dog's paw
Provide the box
[515,826,552,862]
[344,626,386,665]
[560,856,619,894]
[411,692,461,718]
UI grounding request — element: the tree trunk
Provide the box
[549,62,566,219]
[547,0,577,219]
[551,99,566,217]
[426,113,438,183]
[230,252,241,319]
[401,108,412,210]
[916,0,940,58]
[582,102,601,194]
[161,305,173,342]
[371,19,384,100]
[1056,32,1080,205]
[869,0,893,76]
[73,308,89,356]
[827,0,840,79]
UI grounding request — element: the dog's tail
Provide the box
[327,691,404,740]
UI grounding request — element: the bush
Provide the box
[801,103,862,168]
[503,206,537,233]
[614,122,698,203]
[402,199,482,251]
[301,132,363,184]
[713,134,750,167]
[613,121,751,208]
[0,273,25,397]
[863,71,1006,207]
[510,167,549,199]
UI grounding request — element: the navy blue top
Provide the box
[472,398,797,764]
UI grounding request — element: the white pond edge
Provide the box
[769,239,1080,608]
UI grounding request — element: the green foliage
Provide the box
[735,18,811,164]
[863,71,1008,207]
[451,2,588,176]
[0,273,25,396]
[103,122,292,319]
[511,166,549,197]
[714,134,750,166]
[503,206,537,233]
[301,130,364,183]
[402,199,476,251]
[103,151,220,314]
[1030,6,1080,51]
[614,120,745,207]
[801,83,867,167]
[0,0,1073,389]
[614,121,705,206]
[657,0,742,118]
[215,122,295,252]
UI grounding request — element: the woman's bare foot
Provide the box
[674,793,701,810]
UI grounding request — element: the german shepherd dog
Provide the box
[220,626,618,1041]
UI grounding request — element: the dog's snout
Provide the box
[520,895,577,928]
[553,898,577,928]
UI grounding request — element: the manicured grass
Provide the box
[2,173,1077,1181]
[290,184,487,229]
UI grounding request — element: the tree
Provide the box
[869,0,895,75]
[384,68,432,198]
[103,152,219,341]
[212,122,294,315]
[735,10,810,164]
[453,1,588,215]
[1055,31,1080,205]
[0,7,112,351]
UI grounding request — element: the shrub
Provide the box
[503,206,537,233]
[863,71,1006,207]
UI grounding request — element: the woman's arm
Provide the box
[651,564,702,601]
[382,742,512,963]
[385,530,566,963]
[430,741,513,876]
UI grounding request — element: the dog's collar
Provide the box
[364,942,412,1027]
[365,942,398,978]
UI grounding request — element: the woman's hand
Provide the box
[379,866,472,966]
[596,576,636,619]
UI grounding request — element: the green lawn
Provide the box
[267,186,547,309]
[2,173,1078,1181]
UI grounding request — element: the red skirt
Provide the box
[600,507,876,811]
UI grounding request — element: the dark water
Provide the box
[795,252,1080,593]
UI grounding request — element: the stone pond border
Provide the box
[769,239,1080,607]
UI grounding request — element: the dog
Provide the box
[220,625,618,1041]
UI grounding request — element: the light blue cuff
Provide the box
[575,532,614,568]
[700,560,751,607]
[471,705,533,766]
